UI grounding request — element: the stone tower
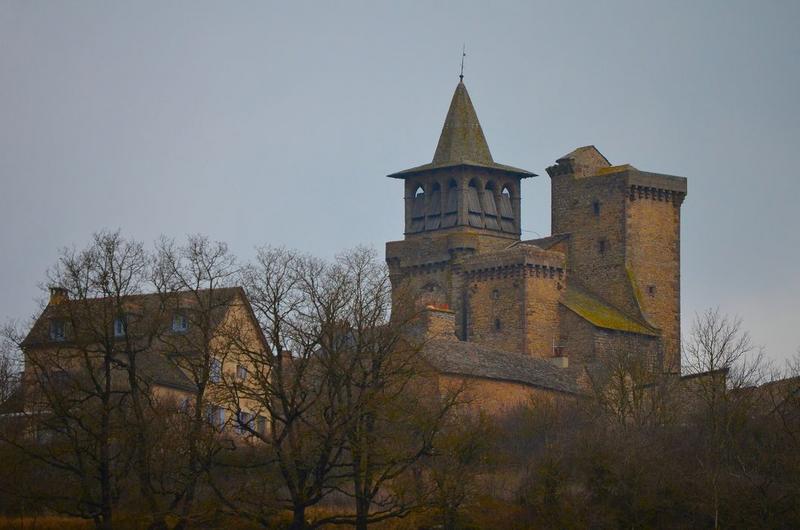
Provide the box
[546,147,687,372]
[386,80,536,339]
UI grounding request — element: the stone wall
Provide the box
[626,182,684,373]
[438,374,565,415]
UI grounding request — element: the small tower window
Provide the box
[491,289,500,300]
[598,239,607,255]
[593,200,601,216]
[647,285,656,297]
[501,186,511,198]
[414,185,425,198]
[494,318,502,331]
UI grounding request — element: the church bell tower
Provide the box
[385,79,536,329]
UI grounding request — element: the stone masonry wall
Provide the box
[626,187,682,372]
[551,172,641,318]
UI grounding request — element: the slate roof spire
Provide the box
[387,78,535,179]
[432,80,493,165]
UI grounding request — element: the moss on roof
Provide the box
[561,284,658,336]
[594,164,634,176]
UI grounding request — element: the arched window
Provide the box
[442,179,458,227]
[467,179,483,228]
[499,185,515,232]
[410,184,426,232]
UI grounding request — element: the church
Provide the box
[386,78,687,410]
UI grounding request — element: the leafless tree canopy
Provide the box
[1,234,799,530]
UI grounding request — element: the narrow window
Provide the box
[255,415,267,436]
[210,358,222,384]
[647,285,656,297]
[172,313,188,333]
[598,239,607,255]
[491,289,500,300]
[494,318,502,331]
[236,364,248,381]
[593,200,601,216]
[114,316,127,337]
[49,319,65,341]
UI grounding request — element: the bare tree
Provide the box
[0,231,163,530]
[152,234,239,529]
[318,247,462,530]
[214,246,349,529]
[682,308,766,529]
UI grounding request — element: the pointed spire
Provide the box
[432,81,493,165]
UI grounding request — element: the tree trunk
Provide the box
[290,505,307,530]
[355,496,370,530]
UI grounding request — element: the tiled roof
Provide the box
[423,338,581,395]
[516,233,571,250]
[21,287,253,392]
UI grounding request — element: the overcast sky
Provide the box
[1,1,798,366]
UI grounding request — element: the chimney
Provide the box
[48,286,69,305]
[415,305,457,341]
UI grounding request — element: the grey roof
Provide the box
[516,233,571,250]
[423,338,581,395]
[388,81,535,179]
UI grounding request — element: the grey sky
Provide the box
[1,1,798,365]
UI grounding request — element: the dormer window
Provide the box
[49,319,65,342]
[172,314,188,333]
[114,316,127,338]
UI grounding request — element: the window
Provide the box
[598,239,607,255]
[179,397,191,413]
[206,405,225,430]
[210,358,222,384]
[49,319,65,341]
[114,316,127,337]
[172,314,188,333]
[236,364,248,381]
[494,318,502,331]
[593,200,601,216]
[255,415,267,436]
[491,289,500,300]
[235,411,254,435]
[647,285,656,297]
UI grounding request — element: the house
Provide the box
[16,285,268,436]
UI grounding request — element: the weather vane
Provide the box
[459,44,466,81]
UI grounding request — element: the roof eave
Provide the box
[387,161,536,179]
